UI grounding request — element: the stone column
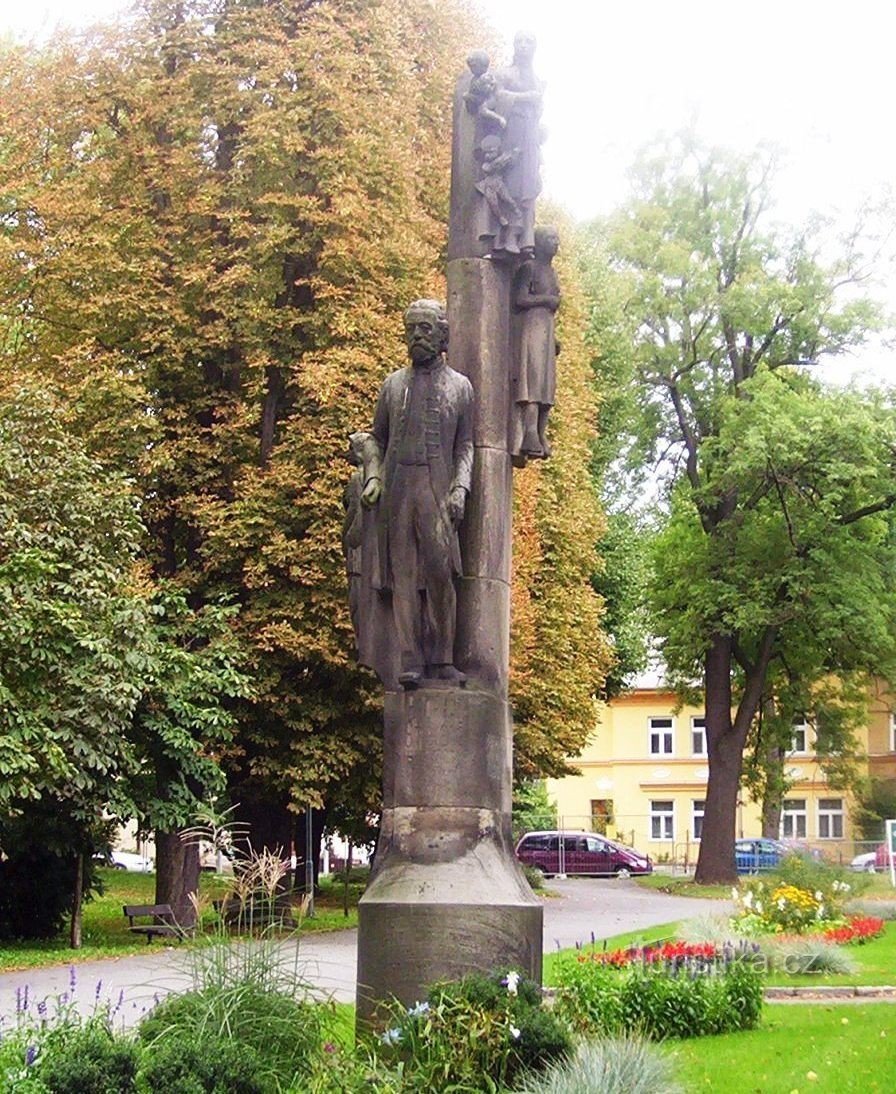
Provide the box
[355,41,544,1024]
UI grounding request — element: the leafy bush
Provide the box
[554,953,763,1040]
[135,1030,271,1093]
[373,970,571,1091]
[523,865,546,891]
[138,985,322,1088]
[511,1035,680,1094]
[32,1020,139,1093]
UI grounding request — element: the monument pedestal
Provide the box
[356,688,542,1021]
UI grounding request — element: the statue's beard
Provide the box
[409,343,438,364]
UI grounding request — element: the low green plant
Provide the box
[137,848,324,1088]
[554,954,763,1040]
[373,970,571,1091]
[511,1035,680,1094]
[522,865,546,891]
[765,937,857,976]
[27,1018,139,1094]
[135,1029,270,1093]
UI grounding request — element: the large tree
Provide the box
[605,136,896,882]
[0,388,245,938]
[0,1,610,894]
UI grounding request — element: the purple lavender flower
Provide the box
[25,1045,38,1067]
[69,967,77,995]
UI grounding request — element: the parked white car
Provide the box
[105,850,154,872]
[850,850,878,873]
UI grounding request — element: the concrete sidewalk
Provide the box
[0,878,727,1027]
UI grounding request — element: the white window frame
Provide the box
[790,717,810,755]
[692,799,705,841]
[650,800,675,841]
[817,798,844,840]
[691,716,706,756]
[781,798,807,840]
[890,713,896,753]
[648,716,674,756]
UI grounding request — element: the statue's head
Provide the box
[347,430,375,467]
[467,49,490,78]
[512,31,536,65]
[479,133,502,161]
[404,299,448,365]
[534,225,559,259]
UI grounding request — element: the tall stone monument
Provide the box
[352,32,555,1021]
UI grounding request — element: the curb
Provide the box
[765,985,896,1000]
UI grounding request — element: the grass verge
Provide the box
[634,873,734,899]
[670,1003,896,1093]
[764,922,896,987]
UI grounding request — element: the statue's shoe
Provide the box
[398,669,422,689]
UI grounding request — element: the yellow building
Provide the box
[546,677,896,867]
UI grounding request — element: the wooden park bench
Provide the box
[122,903,190,943]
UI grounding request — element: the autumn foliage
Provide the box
[0,0,610,843]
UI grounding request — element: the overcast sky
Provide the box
[4,0,895,379]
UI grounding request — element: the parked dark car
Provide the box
[734,837,785,874]
[515,830,652,878]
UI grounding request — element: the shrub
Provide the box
[138,986,323,1087]
[32,1020,139,1094]
[372,970,572,1091]
[845,899,896,921]
[523,865,546,891]
[135,1030,271,1093]
[511,1035,680,1094]
[554,953,763,1040]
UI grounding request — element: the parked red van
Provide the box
[515,830,652,878]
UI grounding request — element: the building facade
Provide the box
[545,679,896,866]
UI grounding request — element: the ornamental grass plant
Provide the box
[510,1035,680,1094]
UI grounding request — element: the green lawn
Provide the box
[0,868,360,973]
[671,1004,896,1093]
[764,922,896,988]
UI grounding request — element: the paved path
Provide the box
[0,879,726,1028]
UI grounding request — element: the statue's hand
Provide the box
[448,485,467,526]
[361,477,382,507]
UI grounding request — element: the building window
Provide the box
[590,799,614,835]
[650,800,674,841]
[649,717,674,756]
[790,717,809,755]
[781,798,807,840]
[691,717,706,756]
[890,713,896,752]
[692,799,705,840]
[818,798,844,840]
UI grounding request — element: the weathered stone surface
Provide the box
[382,688,510,812]
[460,447,512,583]
[447,258,512,450]
[357,851,542,1022]
[455,576,510,695]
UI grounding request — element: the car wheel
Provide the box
[615,867,632,879]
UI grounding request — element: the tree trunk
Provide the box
[155,830,201,929]
[293,805,327,891]
[695,635,743,884]
[69,853,83,949]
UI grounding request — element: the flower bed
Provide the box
[822,915,885,945]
